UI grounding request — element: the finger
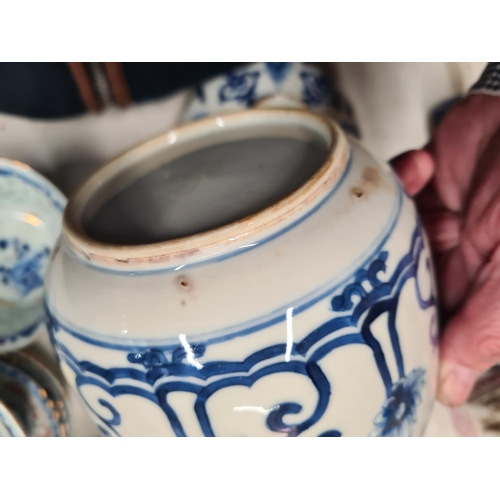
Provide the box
[420,211,460,254]
[437,256,500,407]
[434,246,470,317]
[415,182,449,212]
[390,149,434,197]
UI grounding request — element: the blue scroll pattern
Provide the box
[47,222,435,437]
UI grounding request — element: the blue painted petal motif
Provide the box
[218,71,260,107]
[300,71,332,106]
[172,343,206,363]
[371,368,426,437]
[265,63,292,84]
[0,238,50,296]
[128,348,171,384]
[126,345,207,385]
[127,349,169,369]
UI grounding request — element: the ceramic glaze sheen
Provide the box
[45,109,438,437]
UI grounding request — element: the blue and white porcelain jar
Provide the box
[45,106,438,437]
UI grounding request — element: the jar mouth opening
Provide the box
[63,109,349,269]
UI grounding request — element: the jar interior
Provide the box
[82,117,330,245]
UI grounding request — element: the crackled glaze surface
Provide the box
[45,109,438,437]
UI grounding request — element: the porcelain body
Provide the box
[45,108,438,437]
[0,159,66,352]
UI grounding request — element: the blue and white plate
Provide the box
[0,399,25,437]
[0,354,68,437]
[1,351,71,436]
[0,158,66,352]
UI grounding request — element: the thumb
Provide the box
[437,258,500,407]
[390,149,434,197]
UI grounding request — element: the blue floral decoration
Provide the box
[371,368,425,437]
[218,71,260,107]
[127,348,170,369]
[127,345,206,385]
[300,71,332,107]
[265,63,292,84]
[0,238,50,296]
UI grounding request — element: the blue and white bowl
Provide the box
[0,159,66,352]
[183,62,360,138]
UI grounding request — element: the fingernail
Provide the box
[415,155,426,176]
[437,360,480,407]
[415,150,433,177]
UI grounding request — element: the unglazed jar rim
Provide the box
[63,108,349,267]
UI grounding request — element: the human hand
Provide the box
[391,93,500,407]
